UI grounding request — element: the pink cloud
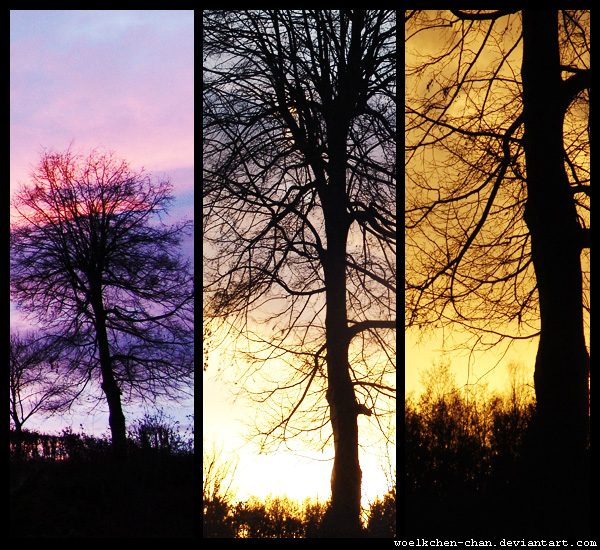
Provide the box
[10,10,194,199]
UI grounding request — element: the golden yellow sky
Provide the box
[405,10,589,401]
[405,327,538,398]
[203,338,395,505]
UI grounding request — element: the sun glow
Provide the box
[203,322,395,507]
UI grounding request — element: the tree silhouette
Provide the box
[10,330,79,459]
[203,437,239,538]
[204,10,396,536]
[405,10,590,535]
[10,146,194,457]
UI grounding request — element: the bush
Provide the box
[201,491,394,538]
[365,484,396,537]
[404,363,536,538]
[128,410,194,455]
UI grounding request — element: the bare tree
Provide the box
[10,147,194,457]
[204,10,396,536]
[10,330,79,459]
[405,10,590,535]
[203,437,239,505]
[203,437,239,538]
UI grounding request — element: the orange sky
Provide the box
[405,10,589,401]
[405,326,538,399]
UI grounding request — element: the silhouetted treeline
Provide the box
[10,411,194,463]
[203,489,396,538]
[10,427,110,461]
[404,368,590,538]
[10,413,195,538]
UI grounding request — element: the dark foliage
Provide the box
[10,422,194,538]
[203,495,326,538]
[203,496,238,538]
[404,385,591,538]
[203,491,396,538]
[365,483,396,537]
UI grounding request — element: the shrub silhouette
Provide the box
[204,495,237,538]
[129,410,194,455]
[233,495,306,538]
[365,483,396,537]
[201,489,394,538]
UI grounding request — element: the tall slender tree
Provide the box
[204,10,396,536]
[10,147,194,457]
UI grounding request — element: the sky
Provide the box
[203,334,395,506]
[404,11,538,400]
[405,326,538,398]
[405,10,589,400]
[10,10,194,436]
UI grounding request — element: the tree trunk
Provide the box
[321,228,362,536]
[89,283,127,457]
[521,9,590,535]
[317,124,363,536]
[13,421,24,462]
[318,14,371,535]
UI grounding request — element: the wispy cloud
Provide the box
[10,10,194,198]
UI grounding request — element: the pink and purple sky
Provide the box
[10,10,194,436]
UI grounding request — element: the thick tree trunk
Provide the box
[318,139,362,537]
[521,10,590,535]
[317,15,371,535]
[322,270,361,537]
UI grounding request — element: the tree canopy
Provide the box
[405,9,590,351]
[10,147,194,454]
